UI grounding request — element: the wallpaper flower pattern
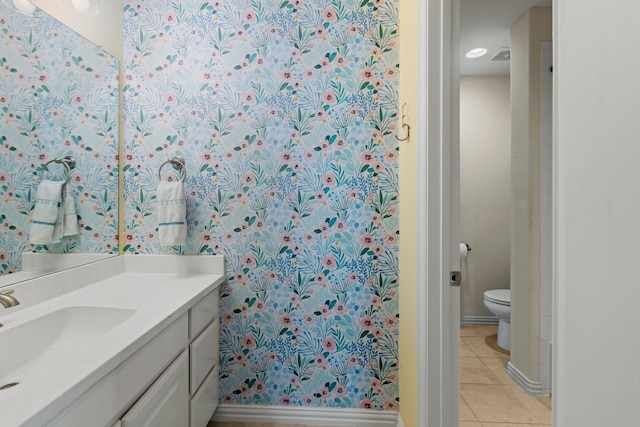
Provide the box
[0,5,119,275]
[123,0,399,410]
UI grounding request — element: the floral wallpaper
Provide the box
[123,0,399,410]
[0,5,119,275]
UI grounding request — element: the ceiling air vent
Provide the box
[490,48,511,62]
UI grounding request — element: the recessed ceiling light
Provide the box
[466,48,488,59]
[10,0,36,14]
[71,0,91,13]
[63,0,100,15]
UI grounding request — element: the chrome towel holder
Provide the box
[158,156,186,182]
[41,156,76,181]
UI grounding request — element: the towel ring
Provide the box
[158,156,186,182]
[41,156,76,181]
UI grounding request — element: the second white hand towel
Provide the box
[62,186,78,237]
[29,180,65,245]
[157,180,187,246]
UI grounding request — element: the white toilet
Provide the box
[483,289,511,351]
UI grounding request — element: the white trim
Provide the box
[551,2,561,426]
[419,0,458,426]
[506,361,550,397]
[396,413,405,427]
[551,0,570,426]
[211,404,398,427]
[460,316,498,326]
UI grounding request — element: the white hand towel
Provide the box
[157,181,187,246]
[61,186,78,237]
[29,180,65,245]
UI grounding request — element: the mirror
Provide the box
[0,0,119,285]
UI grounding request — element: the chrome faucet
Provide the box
[0,289,20,309]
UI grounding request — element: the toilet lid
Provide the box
[484,289,510,306]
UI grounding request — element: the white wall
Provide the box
[555,0,640,425]
[30,0,123,60]
[459,76,511,319]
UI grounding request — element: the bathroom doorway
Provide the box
[458,0,553,425]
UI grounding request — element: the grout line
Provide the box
[459,393,480,423]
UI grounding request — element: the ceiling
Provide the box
[460,0,552,76]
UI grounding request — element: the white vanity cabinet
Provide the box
[49,287,220,427]
[0,255,225,427]
[115,287,221,427]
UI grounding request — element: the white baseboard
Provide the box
[211,404,398,426]
[460,315,499,326]
[506,361,550,397]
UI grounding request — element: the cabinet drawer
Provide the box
[189,289,219,338]
[190,318,219,395]
[190,365,219,427]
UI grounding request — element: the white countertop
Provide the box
[0,255,224,427]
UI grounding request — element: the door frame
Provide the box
[417,1,560,426]
[416,0,460,425]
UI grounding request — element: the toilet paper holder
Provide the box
[452,244,472,286]
[459,242,472,261]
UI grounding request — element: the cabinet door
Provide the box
[121,351,189,427]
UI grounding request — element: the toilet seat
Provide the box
[484,289,510,306]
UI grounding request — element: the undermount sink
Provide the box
[0,306,136,383]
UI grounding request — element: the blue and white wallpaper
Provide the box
[123,0,399,410]
[0,5,119,275]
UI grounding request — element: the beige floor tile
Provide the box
[460,325,480,336]
[460,357,502,384]
[460,393,479,421]
[468,325,499,337]
[460,339,477,357]
[507,385,552,425]
[460,335,510,358]
[479,357,513,385]
[460,384,539,424]
[460,422,482,427]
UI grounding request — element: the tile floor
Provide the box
[460,325,552,427]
